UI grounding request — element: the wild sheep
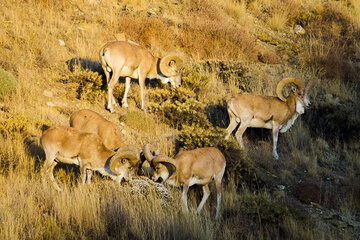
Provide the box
[69,109,124,150]
[69,109,144,174]
[225,77,312,159]
[99,41,184,112]
[144,144,226,220]
[41,126,138,191]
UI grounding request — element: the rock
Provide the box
[46,101,56,107]
[294,25,305,35]
[43,90,53,98]
[58,39,65,46]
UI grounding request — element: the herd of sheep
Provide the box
[40,40,312,219]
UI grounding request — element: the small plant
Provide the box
[0,68,18,98]
[61,66,104,102]
[178,124,226,150]
[148,87,208,129]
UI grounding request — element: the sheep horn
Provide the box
[159,54,184,77]
[152,155,177,171]
[304,79,313,95]
[109,150,139,175]
[142,143,155,162]
[276,78,304,101]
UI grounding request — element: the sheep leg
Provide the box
[42,152,62,191]
[86,169,93,184]
[122,77,131,108]
[215,166,225,220]
[138,74,147,111]
[45,160,61,191]
[107,72,120,113]
[48,161,62,191]
[234,119,250,148]
[272,122,280,160]
[80,164,88,185]
[182,183,190,212]
[197,185,210,213]
[225,117,239,140]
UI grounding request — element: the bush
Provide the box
[61,66,104,102]
[178,124,226,150]
[0,68,18,98]
[148,87,208,129]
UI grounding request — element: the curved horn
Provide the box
[142,143,155,162]
[109,150,139,175]
[152,155,177,170]
[276,78,304,101]
[304,79,313,95]
[159,54,184,77]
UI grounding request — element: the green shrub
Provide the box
[178,124,226,150]
[148,87,208,129]
[0,114,30,138]
[0,68,18,98]
[0,113,50,138]
[61,66,104,102]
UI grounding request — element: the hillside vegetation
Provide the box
[0,0,359,239]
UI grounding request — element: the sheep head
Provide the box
[159,54,185,88]
[151,155,177,182]
[108,150,139,181]
[276,77,312,114]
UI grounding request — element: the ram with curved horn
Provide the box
[225,78,312,159]
[99,41,185,112]
[144,145,226,220]
[40,126,138,191]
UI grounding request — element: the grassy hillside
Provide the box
[0,0,359,239]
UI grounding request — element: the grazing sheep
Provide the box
[144,145,226,220]
[99,41,184,112]
[41,126,138,191]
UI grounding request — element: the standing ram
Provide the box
[225,78,312,159]
[143,145,226,220]
[99,41,184,112]
[41,126,138,191]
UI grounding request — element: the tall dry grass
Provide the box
[0,0,359,239]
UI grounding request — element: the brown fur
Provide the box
[225,79,311,159]
[70,109,124,150]
[99,41,183,112]
[147,147,226,220]
[41,126,136,191]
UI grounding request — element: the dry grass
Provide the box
[0,0,359,239]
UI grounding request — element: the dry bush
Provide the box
[148,87,208,130]
[116,16,176,53]
[181,18,257,60]
[60,66,104,102]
